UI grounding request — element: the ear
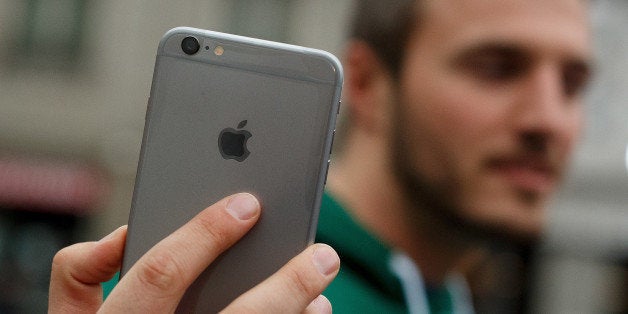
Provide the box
[344,40,394,134]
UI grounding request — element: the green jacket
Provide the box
[316,192,469,314]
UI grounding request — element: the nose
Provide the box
[514,64,583,148]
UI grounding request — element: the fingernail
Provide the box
[312,245,339,276]
[98,225,126,243]
[226,193,260,220]
[308,295,332,314]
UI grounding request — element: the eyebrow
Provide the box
[458,42,529,59]
[452,40,594,75]
[448,41,529,69]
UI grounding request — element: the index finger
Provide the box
[223,244,340,313]
[100,193,260,313]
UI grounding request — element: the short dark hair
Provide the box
[349,0,420,77]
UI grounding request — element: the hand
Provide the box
[49,193,340,313]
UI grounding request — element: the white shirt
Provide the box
[389,252,475,314]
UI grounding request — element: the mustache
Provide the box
[487,133,564,178]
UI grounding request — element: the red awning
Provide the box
[0,156,109,215]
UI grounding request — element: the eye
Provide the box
[562,62,592,98]
[456,46,529,82]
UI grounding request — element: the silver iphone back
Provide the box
[120,27,343,312]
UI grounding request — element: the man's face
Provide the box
[392,0,593,240]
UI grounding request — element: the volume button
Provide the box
[337,100,342,115]
[329,129,336,156]
[323,159,331,185]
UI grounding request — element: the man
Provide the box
[49,0,592,312]
[317,0,592,312]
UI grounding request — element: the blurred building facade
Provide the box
[0,1,625,313]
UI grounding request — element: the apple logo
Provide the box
[218,120,252,162]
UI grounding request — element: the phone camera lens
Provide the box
[181,36,200,55]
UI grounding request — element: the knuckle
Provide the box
[285,266,319,299]
[51,245,77,273]
[51,247,70,268]
[135,251,187,294]
[192,214,233,251]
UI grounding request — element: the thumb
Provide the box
[48,226,127,314]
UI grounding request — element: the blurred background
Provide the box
[0,0,625,313]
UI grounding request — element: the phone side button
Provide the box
[337,100,342,115]
[329,130,336,156]
[323,160,331,185]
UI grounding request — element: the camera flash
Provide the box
[214,45,224,56]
